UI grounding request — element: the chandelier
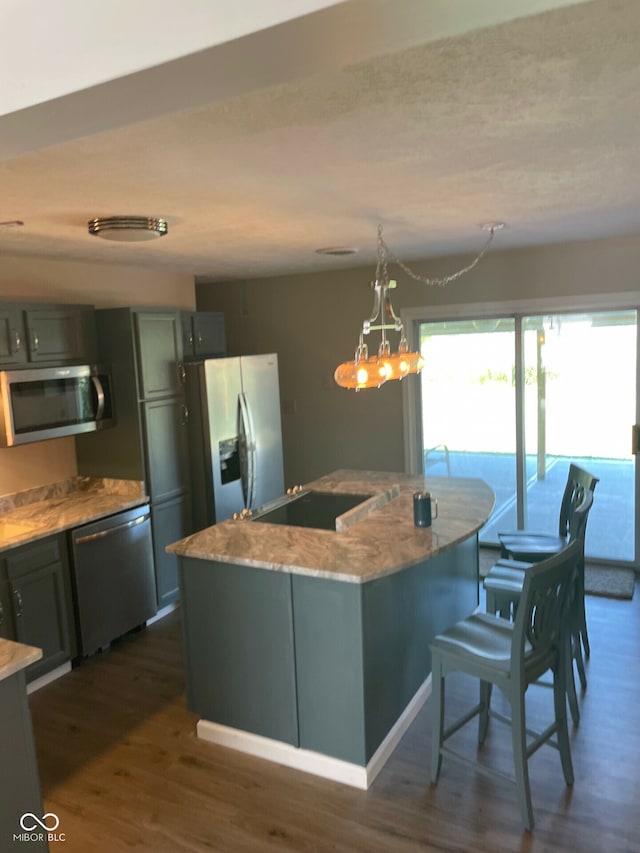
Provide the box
[334,223,501,390]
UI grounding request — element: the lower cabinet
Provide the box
[0,535,75,682]
[179,557,299,746]
[151,493,192,609]
[178,537,480,767]
[0,580,11,640]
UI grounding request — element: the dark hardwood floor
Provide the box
[28,584,639,853]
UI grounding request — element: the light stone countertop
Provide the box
[167,469,495,584]
[0,478,148,553]
[0,637,42,682]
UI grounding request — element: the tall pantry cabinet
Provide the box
[75,308,191,608]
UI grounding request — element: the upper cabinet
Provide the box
[181,311,226,360]
[0,302,98,367]
[135,311,183,399]
[0,305,24,366]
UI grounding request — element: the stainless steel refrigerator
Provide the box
[185,354,285,529]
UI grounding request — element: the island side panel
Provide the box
[361,534,480,761]
[178,557,299,746]
[0,671,48,852]
[291,576,367,765]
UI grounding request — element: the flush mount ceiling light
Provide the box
[334,223,504,390]
[87,216,168,242]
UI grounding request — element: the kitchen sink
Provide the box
[250,490,374,531]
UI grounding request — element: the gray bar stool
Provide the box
[430,541,580,831]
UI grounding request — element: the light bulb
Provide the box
[334,357,388,389]
[406,352,425,374]
[378,345,424,380]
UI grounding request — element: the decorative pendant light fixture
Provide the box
[88,216,168,242]
[334,223,502,390]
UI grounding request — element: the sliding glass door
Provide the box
[420,318,518,533]
[418,309,637,565]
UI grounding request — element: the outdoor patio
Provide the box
[425,450,633,565]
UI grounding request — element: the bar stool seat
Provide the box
[498,532,566,561]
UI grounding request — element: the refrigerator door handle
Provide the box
[239,391,256,507]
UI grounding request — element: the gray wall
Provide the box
[196,233,640,485]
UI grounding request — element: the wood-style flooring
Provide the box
[28,584,640,853]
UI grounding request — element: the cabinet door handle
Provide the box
[180,404,189,425]
[186,332,194,347]
[10,328,21,354]
[196,333,203,345]
[31,330,39,351]
[178,363,186,384]
[12,587,23,618]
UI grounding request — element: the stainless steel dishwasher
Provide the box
[69,504,157,656]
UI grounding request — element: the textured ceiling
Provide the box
[1,0,639,282]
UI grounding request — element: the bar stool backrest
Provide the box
[558,464,599,542]
[512,539,580,684]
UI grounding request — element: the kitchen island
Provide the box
[0,638,48,851]
[168,469,494,788]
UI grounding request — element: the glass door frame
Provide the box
[401,292,640,570]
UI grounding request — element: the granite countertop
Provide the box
[0,478,148,552]
[0,637,42,682]
[167,469,495,584]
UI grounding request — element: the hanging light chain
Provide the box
[377,223,497,288]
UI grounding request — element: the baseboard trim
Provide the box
[147,601,180,625]
[197,674,432,789]
[27,661,72,694]
[365,673,432,786]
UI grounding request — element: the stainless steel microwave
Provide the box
[0,364,114,446]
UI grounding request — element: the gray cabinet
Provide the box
[0,535,74,683]
[142,397,190,502]
[23,305,97,364]
[179,557,298,745]
[75,307,191,608]
[151,495,192,608]
[0,302,97,367]
[0,671,49,852]
[178,536,479,767]
[0,305,25,366]
[181,311,226,359]
[135,311,183,398]
[0,580,11,639]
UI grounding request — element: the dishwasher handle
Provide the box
[74,512,150,545]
